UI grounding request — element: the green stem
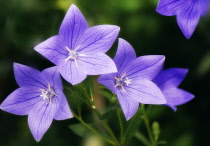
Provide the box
[117,109,124,143]
[122,114,135,143]
[72,111,116,145]
[135,131,150,146]
[77,98,82,118]
[80,77,122,145]
[92,108,122,146]
[141,104,156,146]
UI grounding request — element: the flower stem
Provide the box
[87,76,122,145]
[135,131,150,146]
[117,109,124,143]
[92,107,122,146]
[141,104,156,146]
[72,111,116,145]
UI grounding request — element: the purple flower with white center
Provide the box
[0,63,73,142]
[153,68,194,111]
[98,38,166,120]
[156,0,209,39]
[34,4,119,85]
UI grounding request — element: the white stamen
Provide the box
[124,77,131,86]
[115,73,131,92]
[64,45,86,65]
[65,46,72,52]
[74,45,81,51]
[40,83,57,104]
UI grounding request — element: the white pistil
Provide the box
[65,45,86,66]
[115,73,131,92]
[40,83,57,104]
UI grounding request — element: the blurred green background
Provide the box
[0,0,210,146]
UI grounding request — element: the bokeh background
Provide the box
[0,0,210,146]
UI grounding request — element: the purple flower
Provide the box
[156,0,209,39]
[153,68,194,111]
[0,63,73,142]
[34,4,119,85]
[98,38,166,120]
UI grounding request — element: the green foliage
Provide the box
[100,104,120,120]
[134,132,150,146]
[65,76,94,107]
[170,133,193,146]
[123,108,142,142]
[98,86,117,103]
[69,123,90,137]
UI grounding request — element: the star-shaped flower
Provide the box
[0,63,73,142]
[153,68,194,111]
[156,0,209,39]
[34,4,119,85]
[98,38,166,120]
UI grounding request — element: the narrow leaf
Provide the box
[134,131,150,146]
[100,104,120,120]
[69,123,95,137]
[123,108,142,141]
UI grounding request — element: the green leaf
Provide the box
[134,131,150,146]
[99,90,112,100]
[69,123,95,137]
[65,86,91,106]
[170,133,192,146]
[157,141,167,145]
[100,104,120,120]
[64,76,94,106]
[98,87,117,103]
[123,108,142,141]
[69,123,88,137]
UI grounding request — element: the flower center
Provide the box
[115,73,131,92]
[65,45,86,65]
[40,83,57,104]
[65,47,79,61]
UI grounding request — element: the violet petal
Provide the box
[59,4,88,49]
[98,73,117,94]
[34,36,67,65]
[114,38,136,75]
[58,59,87,85]
[163,88,194,111]
[117,90,139,120]
[54,91,73,120]
[14,63,46,89]
[78,53,117,75]
[28,97,58,142]
[41,66,63,91]
[0,88,41,115]
[125,55,165,80]
[176,0,201,39]
[123,80,166,104]
[78,25,120,53]
[153,68,188,90]
[156,0,188,16]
